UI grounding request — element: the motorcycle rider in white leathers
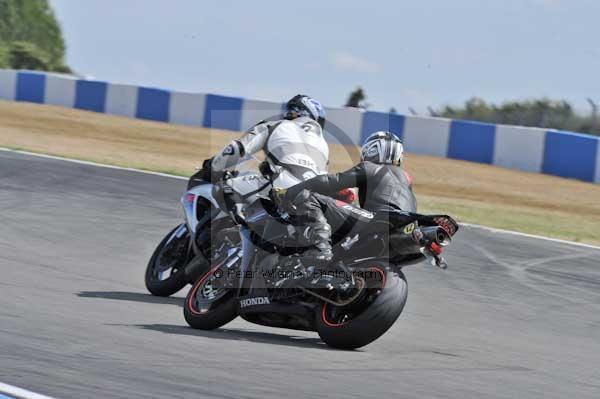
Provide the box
[201,94,329,189]
[200,95,332,264]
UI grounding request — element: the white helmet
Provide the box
[360,131,404,165]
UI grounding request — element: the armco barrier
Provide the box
[1,69,599,184]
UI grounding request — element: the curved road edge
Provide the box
[0,382,56,399]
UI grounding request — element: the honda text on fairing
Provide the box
[183,173,459,349]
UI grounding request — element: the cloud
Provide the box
[330,52,381,73]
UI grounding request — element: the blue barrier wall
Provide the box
[15,72,45,103]
[543,131,598,182]
[136,87,170,122]
[0,69,599,184]
[75,80,107,113]
[203,94,243,131]
[448,120,496,164]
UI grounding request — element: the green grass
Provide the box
[419,195,600,245]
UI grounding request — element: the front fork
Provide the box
[237,227,255,295]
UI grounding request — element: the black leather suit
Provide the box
[285,161,416,261]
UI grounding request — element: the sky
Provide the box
[49,0,600,114]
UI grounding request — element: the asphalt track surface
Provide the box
[1,150,599,399]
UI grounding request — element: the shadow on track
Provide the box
[77,291,353,350]
[76,291,184,307]
[134,323,336,350]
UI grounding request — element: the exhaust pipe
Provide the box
[420,226,451,246]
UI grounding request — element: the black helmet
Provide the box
[283,94,326,128]
[361,131,405,165]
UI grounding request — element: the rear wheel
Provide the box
[145,224,190,297]
[184,261,238,330]
[316,263,408,349]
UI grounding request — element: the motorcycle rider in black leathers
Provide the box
[280,131,416,290]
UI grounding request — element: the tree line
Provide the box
[345,87,600,137]
[0,0,70,72]
[432,97,600,136]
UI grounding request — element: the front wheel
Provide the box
[316,264,408,350]
[145,224,190,297]
[183,261,238,330]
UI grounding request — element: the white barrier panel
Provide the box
[324,106,363,145]
[169,91,206,126]
[0,69,16,100]
[105,83,138,118]
[493,125,546,173]
[403,115,451,157]
[240,99,282,132]
[44,74,76,107]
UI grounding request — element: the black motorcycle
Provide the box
[183,176,458,349]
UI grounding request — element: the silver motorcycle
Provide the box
[144,170,269,296]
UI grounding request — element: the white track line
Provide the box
[461,223,600,251]
[0,382,56,399]
[0,147,186,180]
[2,147,599,251]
